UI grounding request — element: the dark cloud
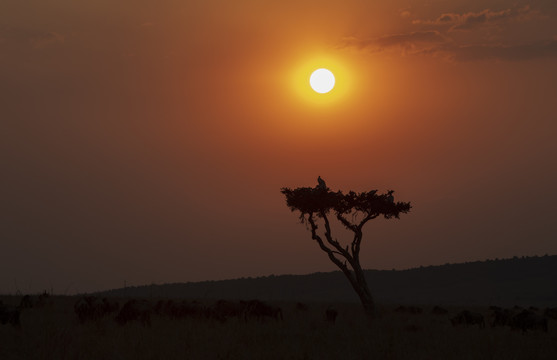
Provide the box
[454,8,513,31]
[378,38,557,62]
[412,6,540,31]
[342,5,555,62]
[376,31,446,47]
[341,31,445,52]
[447,39,557,61]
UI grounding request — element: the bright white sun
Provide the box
[309,68,335,94]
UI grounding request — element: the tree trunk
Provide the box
[348,262,376,320]
[335,256,375,320]
[307,213,376,320]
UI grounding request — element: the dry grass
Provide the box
[1,296,556,360]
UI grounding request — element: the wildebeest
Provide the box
[491,308,515,327]
[212,300,246,322]
[325,307,338,324]
[74,296,119,324]
[74,296,98,323]
[36,291,50,307]
[241,300,283,321]
[115,299,152,326]
[451,310,485,328]
[431,306,448,315]
[0,304,21,327]
[510,310,548,333]
[19,295,33,309]
[154,299,173,316]
[170,300,206,319]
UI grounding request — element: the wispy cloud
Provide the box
[445,39,557,61]
[412,6,540,31]
[342,5,555,62]
[342,31,445,51]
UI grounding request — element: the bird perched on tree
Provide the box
[317,176,327,190]
[386,190,394,203]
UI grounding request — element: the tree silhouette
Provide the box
[281,178,411,318]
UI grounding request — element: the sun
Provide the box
[310,68,335,94]
[288,54,354,107]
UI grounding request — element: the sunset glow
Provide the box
[1,0,556,297]
[288,54,356,110]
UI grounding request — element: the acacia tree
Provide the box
[281,179,411,318]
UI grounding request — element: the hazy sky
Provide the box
[2,0,556,294]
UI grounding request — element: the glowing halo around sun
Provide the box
[287,53,357,109]
[309,68,335,94]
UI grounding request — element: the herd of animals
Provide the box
[1,293,555,333]
[394,304,555,332]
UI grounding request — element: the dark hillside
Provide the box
[96,255,557,306]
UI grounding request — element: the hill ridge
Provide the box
[95,255,557,307]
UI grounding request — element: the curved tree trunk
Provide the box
[349,262,375,319]
[307,214,376,320]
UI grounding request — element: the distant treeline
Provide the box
[95,255,557,307]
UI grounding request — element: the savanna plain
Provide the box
[1,295,556,360]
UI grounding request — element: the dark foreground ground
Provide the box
[1,295,556,360]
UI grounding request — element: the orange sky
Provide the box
[1,0,557,293]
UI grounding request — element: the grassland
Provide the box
[1,295,556,360]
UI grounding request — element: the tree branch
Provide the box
[352,213,378,256]
[307,214,358,286]
[336,214,358,232]
[358,213,379,230]
[321,211,354,263]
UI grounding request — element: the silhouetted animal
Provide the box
[325,307,338,324]
[74,296,98,323]
[491,308,514,327]
[241,300,283,321]
[36,291,50,307]
[213,300,245,321]
[431,306,448,315]
[74,296,119,324]
[170,300,206,319]
[296,302,309,311]
[451,310,485,328]
[317,176,326,190]
[19,295,33,309]
[510,310,548,333]
[115,300,152,326]
[101,298,120,314]
[386,190,394,203]
[154,299,173,316]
